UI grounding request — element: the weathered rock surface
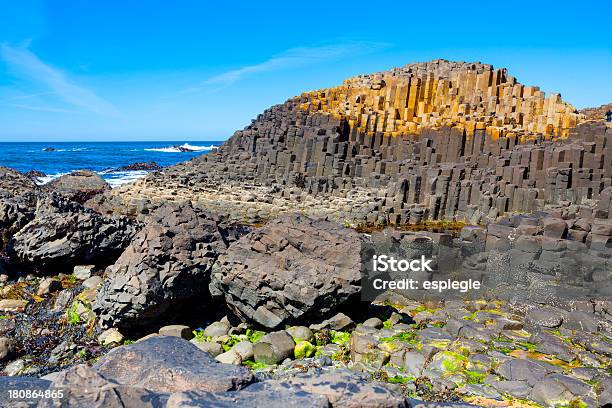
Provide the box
[93,336,253,393]
[94,202,232,328]
[210,214,367,329]
[0,336,13,362]
[38,364,167,408]
[0,199,33,249]
[1,289,609,408]
[280,369,408,408]
[45,170,110,203]
[0,166,38,202]
[580,102,612,121]
[0,167,38,253]
[166,381,329,408]
[11,194,138,271]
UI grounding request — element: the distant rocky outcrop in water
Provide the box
[114,162,162,172]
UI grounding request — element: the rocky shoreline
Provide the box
[0,59,611,408]
[0,165,610,407]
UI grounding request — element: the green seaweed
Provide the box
[464,370,486,384]
[191,328,211,342]
[243,360,269,370]
[246,329,265,343]
[330,330,350,346]
[380,331,418,344]
[67,302,81,325]
[387,374,415,384]
[294,341,316,359]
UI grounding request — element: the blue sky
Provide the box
[0,1,610,141]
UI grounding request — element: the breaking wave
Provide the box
[144,143,216,153]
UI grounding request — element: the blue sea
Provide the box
[0,141,223,188]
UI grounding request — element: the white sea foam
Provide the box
[35,170,147,188]
[144,143,216,153]
[104,170,149,188]
[37,172,68,185]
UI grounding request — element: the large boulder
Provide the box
[94,202,231,328]
[93,336,253,393]
[45,170,110,203]
[210,214,366,329]
[0,166,38,201]
[0,199,33,250]
[0,167,38,251]
[11,194,139,272]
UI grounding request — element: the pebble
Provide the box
[203,321,230,337]
[0,299,28,312]
[159,325,194,340]
[73,265,96,280]
[0,337,13,362]
[98,328,125,346]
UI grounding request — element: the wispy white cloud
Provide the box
[184,41,388,93]
[0,43,120,116]
[7,91,58,101]
[1,102,78,114]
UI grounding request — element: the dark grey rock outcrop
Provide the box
[11,194,138,272]
[0,199,33,250]
[0,167,38,252]
[0,166,38,202]
[93,336,253,393]
[210,214,367,329]
[94,202,231,328]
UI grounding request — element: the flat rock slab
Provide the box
[93,336,253,393]
[39,387,168,408]
[279,368,407,408]
[166,381,329,408]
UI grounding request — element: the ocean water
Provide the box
[0,141,223,188]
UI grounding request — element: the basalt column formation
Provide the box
[106,60,611,226]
